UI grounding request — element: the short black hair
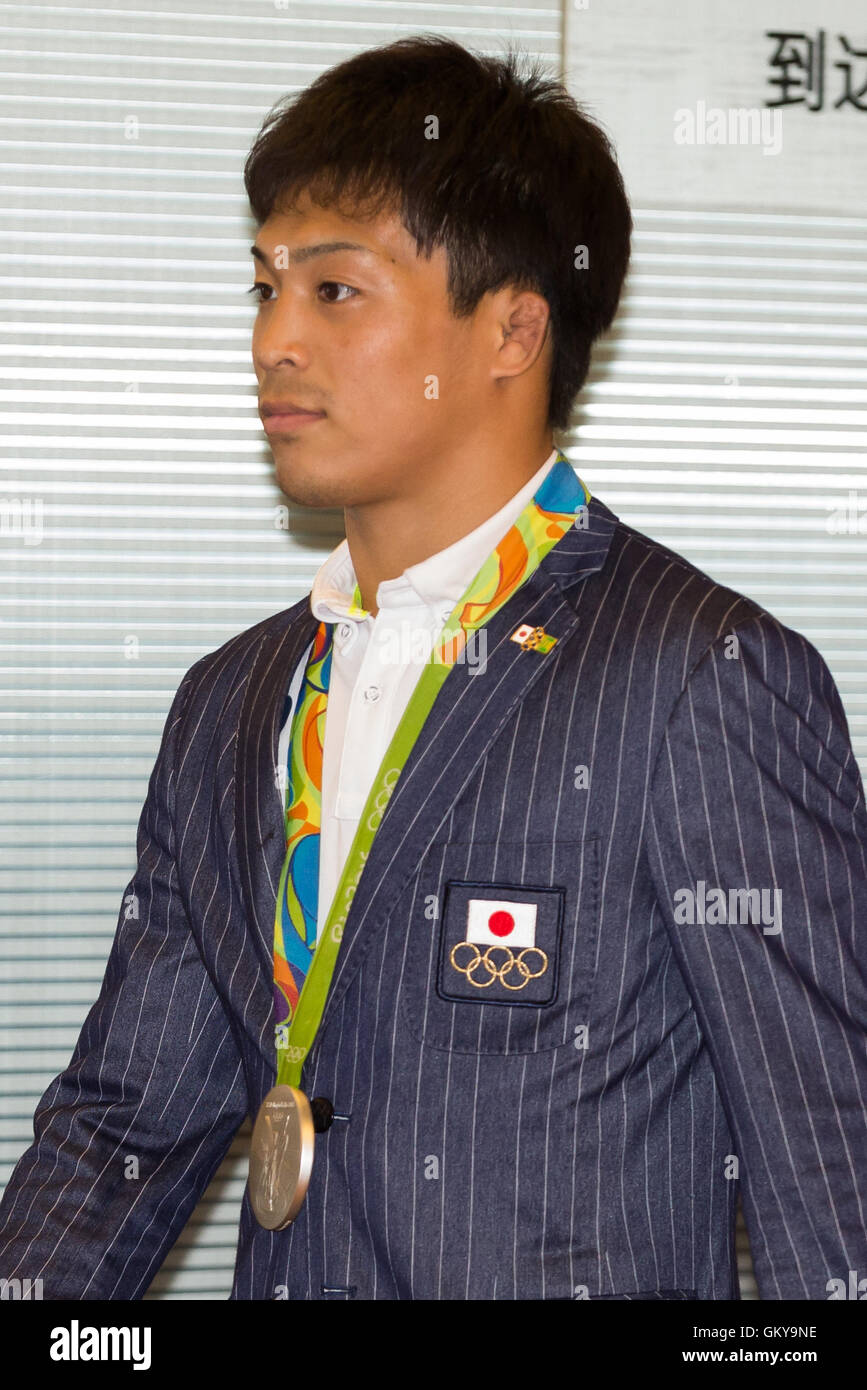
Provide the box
[244,34,632,432]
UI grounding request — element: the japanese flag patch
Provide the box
[437,880,564,1007]
[466,898,537,948]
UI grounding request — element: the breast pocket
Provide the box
[399,837,600,1055]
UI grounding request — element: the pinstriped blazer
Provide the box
[1,493,866,1300]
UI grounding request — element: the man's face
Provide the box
[250,189,495,509]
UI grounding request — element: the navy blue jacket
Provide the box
[2,494,866,1299]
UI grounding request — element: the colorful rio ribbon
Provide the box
[272,621,333,1031]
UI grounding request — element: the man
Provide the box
[1,34,865,1302]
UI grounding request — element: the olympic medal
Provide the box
[249,1084,315,1230]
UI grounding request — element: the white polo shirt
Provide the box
[277,446,559,938]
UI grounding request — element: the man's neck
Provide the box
[344,431,556,617]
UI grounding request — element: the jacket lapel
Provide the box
[234,600,318,985]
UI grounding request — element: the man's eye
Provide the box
[318,281,357,302]
[246,282,274,302]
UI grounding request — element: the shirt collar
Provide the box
[310,445,560,627]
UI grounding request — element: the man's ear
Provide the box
[489,286,552,383]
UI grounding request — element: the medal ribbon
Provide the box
[273,452,591,1088]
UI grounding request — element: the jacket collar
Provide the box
[309,445,561,624]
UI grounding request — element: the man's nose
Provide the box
[253,294,312,370]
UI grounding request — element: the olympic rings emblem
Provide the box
[448,940,549,991]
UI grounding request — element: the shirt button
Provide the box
[336,622,357,652]
[362,684,381,703]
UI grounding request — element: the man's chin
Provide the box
[272,458,357,511]
[275,475,347,510]
[270,434,403,510]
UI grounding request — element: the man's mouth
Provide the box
[260,401,327,433]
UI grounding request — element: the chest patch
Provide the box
[437,879,564,1007]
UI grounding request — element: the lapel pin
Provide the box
[510,623,558,653]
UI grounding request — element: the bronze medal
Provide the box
[249,1084,315,1230]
